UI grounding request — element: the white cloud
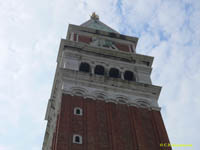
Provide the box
[0,145,12,150]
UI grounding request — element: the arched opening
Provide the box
[73,134,82,144]
[94,65,105,75]
[79,62,90,73]
[74,107,83,116]
[76,109,80,114]
[75,136,80,143]
[109,68,120,78]
[124,71,136,81]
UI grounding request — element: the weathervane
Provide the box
[91,12,99,20]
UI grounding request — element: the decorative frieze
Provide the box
[61,82,160,110]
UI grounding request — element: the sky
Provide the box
[0,0,199,149]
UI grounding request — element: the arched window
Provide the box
[109,68,120,78]
[75,136,80,142]
[79,62,90,73]
[74,107,83,116]
[73,134,82,144]
[76,109,80,114]
[124,71,136,81]
[94,65,105,75]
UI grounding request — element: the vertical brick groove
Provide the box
[94,100,98,150]
[106,103,113,150]
[110,103,117,150]
[83,98,87,150]
[150,111,161,149]
[128,106,138,149]
[68,95,73,150]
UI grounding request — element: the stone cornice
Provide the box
[61,89,161,111]
[57,39,154,67]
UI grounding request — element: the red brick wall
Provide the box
[152,111,171,150]
[78,35,92,44]
[115,43,130,52]
[53,94,171,150]
[132,107,159,150]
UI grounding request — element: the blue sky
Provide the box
[0,0,200,149]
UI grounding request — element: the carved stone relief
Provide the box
[90,37,117,50]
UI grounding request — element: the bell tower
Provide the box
[42,14,171,150]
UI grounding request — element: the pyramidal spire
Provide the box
[80,12,119,33]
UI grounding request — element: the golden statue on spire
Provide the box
[91,12,99,20]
